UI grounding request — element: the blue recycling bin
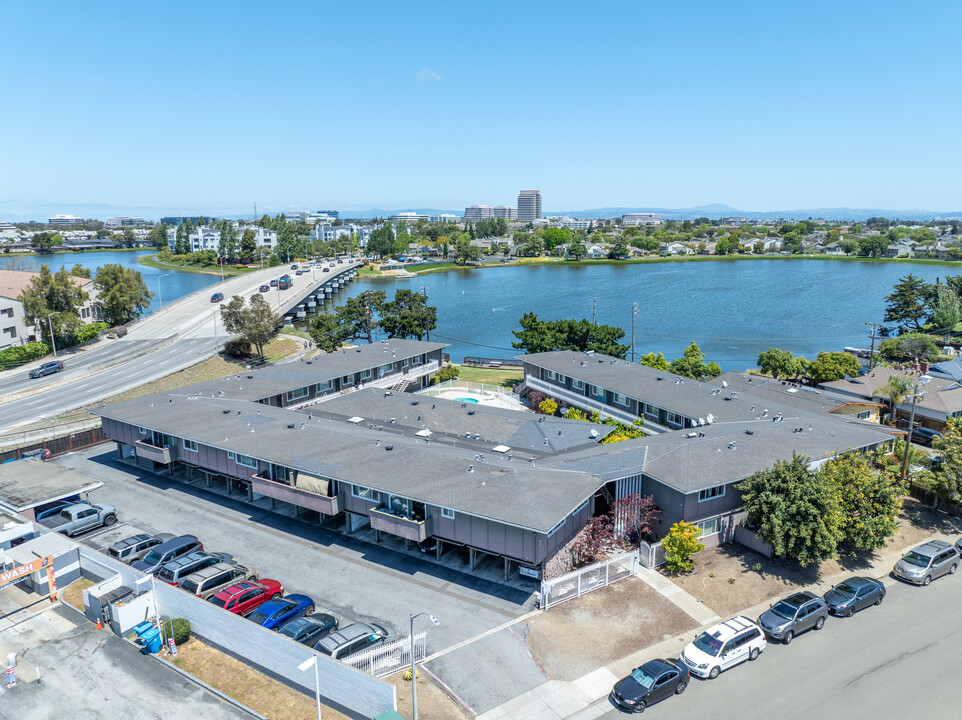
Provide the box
[141,627,162,654]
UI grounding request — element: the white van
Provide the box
[681,616,766,679]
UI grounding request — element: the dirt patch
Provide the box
[60,577,95,611]
[672,498,962,617]
[384,671,473,720]
[527,577,697,681]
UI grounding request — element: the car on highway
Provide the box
[893,540,959,585]
[245,594,315,630]
[277,614,338,646]
[322,267,329,272]
[107,533,175,564]
[210,292,224,303]
[757,591,828,644]
[295,270,304,275]
[823,577,886,617]
[156,550,234,586]
[315,622,391,660]
[259,284,270,292]
[179,562,258,600]
[270,279,278,287]
[209,579,283,616]
[132,535,204,574]
[29,360,64,378]
[290,264,298,270]
[609,658,689,713]
[681,616,766,679]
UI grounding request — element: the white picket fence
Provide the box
[638,540,665,568]
[540,549,638,609]
[344,632,426,678]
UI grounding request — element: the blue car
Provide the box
[246,594,315,630]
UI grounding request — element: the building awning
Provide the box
[295,472,330,497]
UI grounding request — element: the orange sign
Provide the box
[0,555,53,589]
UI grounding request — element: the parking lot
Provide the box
[50,445,550,714]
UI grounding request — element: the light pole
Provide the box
[900,374,932,482]
[157,273,170,310]
[297,655,322,720]
[134,575,162,642]
[46,311,61,357]
[409,612,440,720]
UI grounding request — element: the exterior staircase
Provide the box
[392,377,412,393]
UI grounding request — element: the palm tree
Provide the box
[875,375,913,425]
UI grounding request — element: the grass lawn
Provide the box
[452,364,523,388]
[137,254,258,276]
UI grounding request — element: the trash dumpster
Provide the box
[132,621,162,654]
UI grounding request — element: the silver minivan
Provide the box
[179,562,258,599]
[108,533,175,564]
[893,540,959,585]
[156,550,233,586]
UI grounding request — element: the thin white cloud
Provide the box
[416,67,442,82]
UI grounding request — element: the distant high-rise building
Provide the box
[517,190,542,222]
[493,206,517,220]
[105,216,146,229]
[464,205,494,221]
[48,214,83,227]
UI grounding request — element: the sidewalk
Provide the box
[478,533,952,720]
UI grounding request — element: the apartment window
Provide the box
[360,369,372,380]
[856,410,871,420]
[441,507,455,519]
[316,381,332,393]
[548,519,566,538]
[235,454,258,468]
[352,485,378,501]
[402,358,409,368]
[182,439,198,452]
[387,495,411,517]
[342,374,354,386]
[698,485,726,502]
[227,451,236,459]
[0,307,13,318]
[572,379,584,391]
[380,363,392,374]
[644,403,659,416]
[138,427,147,435]
[286,386,309,401]
[666,411,684,426]
[613,392,630,407]
[544,369,556,381]
[696,516,722,537]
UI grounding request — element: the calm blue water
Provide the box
[14,250,220,315]
[304,260,961,370]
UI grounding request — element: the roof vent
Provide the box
[247,375,253,379]
[475,434,480,440]
[287,423,295,429]
[657,376,664,381]
[469,465,474,473]
[598,358,604,363]
[698,432,706,438]
[590,429,599,438]
[300,423,305,429]
[468,410,475,415]
[389,418,396,423]
[376,438,381,446]
[557,430,562,435]
[356,348,361,352]
[746,429,754,435]
[385,444,393,451]
[411,400,419,405]
[686,432,697,438]
[580,361,586,367]
[237,410,241,416]
[728,441,736,450]
[306,360,312,365]
[223,409,230,414]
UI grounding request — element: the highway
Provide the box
[0,260,360,434]
[596,572,962,719]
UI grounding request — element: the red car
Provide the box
[208,579,283,615]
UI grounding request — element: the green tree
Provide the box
[757,347,804,380]
[218,222,239,262]
[805,351,861,384]
[378,289,437,341]
[637,352,671,371]
[240,229,257,263]
[219,294,279,358]
[542,227,572,252]
[511,313,629,358]
[858,235,888,258]
[308,313,344,353]
[93,264,153,325]
[18,265,87,345]
[607,238,629,259]
[819,453,903,552]
[662,521,705,573]
[884,274,932,331]
[121,228,136,248]
[453,233,482,265]
[148,224,169,251]
[878,333,940,362]
[567,238,587,259]
[335,290,386,344]
[174,223,190,255]
[874,374,913,423]
[931,284,961,336]
[367,225,395,258]
[670,342,722,381]
[30,232,63,253]
[930,419,962,508]
[521,235,544,257]
[736,453,844,566]
[69,263,92,279]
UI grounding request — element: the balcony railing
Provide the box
[251,474,341,516]
[369,507,433,542]
[525,377,640,425]
[134,439,174,464]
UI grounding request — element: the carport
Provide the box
[0,458,103,522]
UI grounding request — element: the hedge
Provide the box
[0,341,51,368]
[162,618,191,645]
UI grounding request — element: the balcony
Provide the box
[369,507,433,542]
[134,440,174,465]
[251,474,341,516]
[525,376,640,425]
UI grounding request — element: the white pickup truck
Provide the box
[41,503,117,537]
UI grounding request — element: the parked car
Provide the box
[956,537,962,555]
[156,550,234,586]
[107,533,175,564]
[823,577,886,617]
[34,496,83,521]
[911,427,941,446]
[40,503,117,537]
[609,659,689,713]
[246,594,315,630]
[277,614,338,646]
[210,292,224,303]
[681,616,766,679]
[29,360,64,378]
[132,535,203,574]
[179,562,258,600]
[209,579,283,616]
[259,284,270,292]
[893,540,959,585]
[757,591,828,644]
[315,622,391,660]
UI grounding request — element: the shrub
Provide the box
[111,325,128,338]
[878,333,940,362]
[539,398,558,415]
[662,521,705,573]
[435,365,460,383]
[0,341,51,368]
[224,338,252,357]
[69,322,109,346]
[163,618,191,645]
[526,390,546,410]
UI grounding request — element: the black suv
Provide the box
[29,360,64,378]
[911,427,941,446]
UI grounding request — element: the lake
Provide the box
[297,259,962,370]
[9,250,220,315]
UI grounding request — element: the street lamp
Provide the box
[46,311,61,357]
[157,273,170,310]
[297,655,322,720]
[409,612,440,720]
[900,374,932,482]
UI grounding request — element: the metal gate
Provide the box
[638,540,665,568]
[540,550,638,609]
[343,632,426,678]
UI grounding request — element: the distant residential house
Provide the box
[310,223,375,250]
[585,243,609,258]
[663,242,694,256]
[761,237,783,253]
[0,269,102,349]
[820,242,846,255]
[884,244,913,258]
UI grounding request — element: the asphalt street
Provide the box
[0,261,359,433]
[51,446,550,715]
[596,567,962,719]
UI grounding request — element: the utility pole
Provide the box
[865,322,885,368]
[630,302,638,362]
[421,285,430,342]
[592,296,597,326]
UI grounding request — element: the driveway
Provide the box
[50,446,551,714]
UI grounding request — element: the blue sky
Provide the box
[2,1,961,220]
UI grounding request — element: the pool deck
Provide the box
[435,388,527,410]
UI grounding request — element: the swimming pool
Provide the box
[454,397,479,404]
